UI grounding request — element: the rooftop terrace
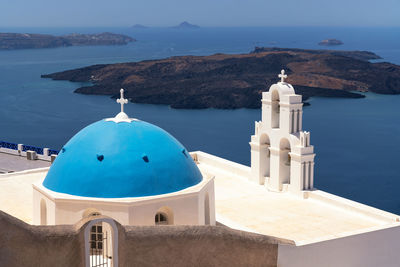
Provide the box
[195,151,400,245]
[0,152,50,173]
[1,150,399,245]
[0,168,47,223]
[0,141,56,173]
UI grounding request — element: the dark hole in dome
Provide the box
[182,149,188,158]
[97,155,104,162]
[61,148,66,153]
[142,155,149,163]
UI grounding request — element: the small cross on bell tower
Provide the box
[278,69,287,83]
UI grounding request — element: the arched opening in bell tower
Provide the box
[260,134,271,178]
[279,138,291,185]
[271,90,280,128]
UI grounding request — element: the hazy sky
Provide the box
[0,0,399,27]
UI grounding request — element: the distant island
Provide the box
[130,22,200,29]
[318,38,343,46]
[41,47,400,109]
[172,21,200,29]
[0,32,135,50]
[131,24,148,29]
[251,47,381,61]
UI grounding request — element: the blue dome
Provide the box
[43,119,203,198]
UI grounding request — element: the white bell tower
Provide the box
[249,70,315,192]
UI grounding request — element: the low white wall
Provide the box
[1,167,49,178]
[307,190,399,223]
[0,147,20,156]
[278,225,400,267]
[192,151,251,179]
[0,146,54,161]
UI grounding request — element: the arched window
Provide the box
[40,199,47,225]
[154,206,174,225]
[204,193,210,225]
[271,90,280,128]
[155,212,168,225]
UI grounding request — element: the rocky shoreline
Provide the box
[41,47,400,109]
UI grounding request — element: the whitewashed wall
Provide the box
[33,178,216,227]
[278,225,400,267]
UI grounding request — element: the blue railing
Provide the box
[0,141,59,156]
[47,149,59,156]
[0,141,18,150]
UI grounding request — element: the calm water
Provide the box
[0,27,399,213]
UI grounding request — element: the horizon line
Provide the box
[1,25,400,29]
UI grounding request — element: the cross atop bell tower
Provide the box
[278,69,287,83]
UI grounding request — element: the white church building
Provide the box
[1,71,400,266]
[32,89,215,227]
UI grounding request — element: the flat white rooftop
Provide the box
[195,151,400,244]
[1,152,399,245]
[0,168,47,224]
[0,152,50,173]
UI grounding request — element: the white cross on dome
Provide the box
[105,88,137,123]
[116,88,128,113]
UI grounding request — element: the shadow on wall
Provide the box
[0,210,294,267]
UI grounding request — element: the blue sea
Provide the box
[0,27,399,213]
